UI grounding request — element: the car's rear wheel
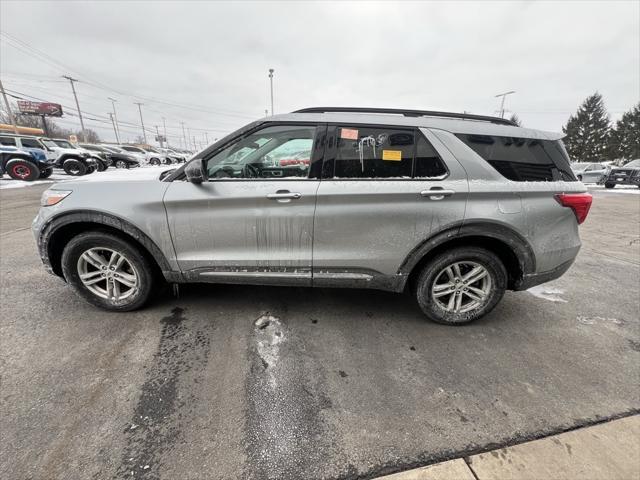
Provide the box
[415,247,507,325]
[61,232,155,311]
[63,159,87,176]
[604,182,615,189]
[6,159,40,181]
[115,160,129,169]
[39,167,53,178]
[95,159,107,171]
[150,158,161,165]
[577,174,583,181]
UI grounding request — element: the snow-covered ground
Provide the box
[0,165,173,190]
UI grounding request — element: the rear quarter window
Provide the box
[456,134,576,182]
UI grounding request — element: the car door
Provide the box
[313,125,468,288]
[163,123,326,286]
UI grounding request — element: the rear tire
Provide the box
[150,158,161,166]
[61,232,155,311]
[39,167,53,178]
[63,159,87,176]
[604,183,615,189]
[96,159,107,171]
[414,247,507,325]
[6,159,39,181]
[115,160,129,169]
[577,175,583,181]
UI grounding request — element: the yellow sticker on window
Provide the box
[382,149,402,161]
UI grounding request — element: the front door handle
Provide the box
[420,188,455,200]
[267,190,302,200]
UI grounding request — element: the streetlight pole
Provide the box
[108,97,121,141]
[108,112,120,143]
[180,122,187,149]
[268,68,274,116]
[162,117,168,148]
[155,125,163,148]
[63,75,87,142]
[134,102,147,143]
[495,90,516,118]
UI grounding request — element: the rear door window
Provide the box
[456,134,576,182]
[0,136,17,146]
[20,138,44,149]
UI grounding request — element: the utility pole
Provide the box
[108,97,121,141]
[193,136,197,151]
[162,117,168,148]
[180,122,187,149]
[268,68,274,115]
[204,131,209,144]
[63,75,87,141]
[495,90,516,118]
[0,79,19,133]
[264,109,268,117]
[108,112,120,143]
[134,102,147,143]
[155,125,163,148]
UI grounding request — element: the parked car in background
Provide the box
[50,138,109,171]
[570,162,608,183]
[137,146,172,165]
[160,148,187,163]
[1,145,56,180]
[601,159,640,188]
[33,107,591,325]
[36,137,98,176]
[98,145,141,168]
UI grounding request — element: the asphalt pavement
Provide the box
[1,184,638,480]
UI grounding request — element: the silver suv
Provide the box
[32,108,593,324]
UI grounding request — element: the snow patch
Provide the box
[527,285,568,303]
[588,185,640,195]
[254,314,285,388]
[577,315,623,326]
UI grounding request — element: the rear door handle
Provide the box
[267,191,302,200]
[420,188,455,200]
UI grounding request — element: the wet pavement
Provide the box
[1,184,638,479]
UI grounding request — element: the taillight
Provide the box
[554,193,593,224]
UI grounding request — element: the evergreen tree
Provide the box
[509,113,522,126]
[608,103,640,161]
[562,92,611,162]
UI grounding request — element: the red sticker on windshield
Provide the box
[340,128,359,140]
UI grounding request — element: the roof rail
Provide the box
[292,107,517,127]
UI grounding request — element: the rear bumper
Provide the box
[514,258,575,291]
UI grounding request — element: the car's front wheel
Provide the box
[63,159,87,176]
[604,182,615,189]
[61,232,155,311]
[415,247,507,325]
[114,160,129,169]
[6,159,40,181]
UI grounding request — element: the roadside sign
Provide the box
[69,134,78,143]
[17,101,63,117]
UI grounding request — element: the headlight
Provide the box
[41,190,72,207]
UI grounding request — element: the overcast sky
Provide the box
[1,0,638,146]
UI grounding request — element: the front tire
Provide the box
[415,247,507,325]
[604,182,615,189]
[115,160,129,169]
[61,232,155,311]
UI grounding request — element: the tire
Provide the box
[604,183,615,189]
[87,165,97,174]
[414,247,507,325]
[163,158,173,165]
[63,159,87,176]
[61,232,155,311]
[39,167,53,179]
[6,159,40,181]
[96,159,107,172]
[150,158,161,166]
[115,160,129,169]
[577,175,582,181]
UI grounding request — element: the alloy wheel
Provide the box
[77,247,139,301]
[431,261,492,313]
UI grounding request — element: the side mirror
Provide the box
[185,160,205,184]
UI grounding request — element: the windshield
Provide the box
[41,139,59,149]
[624,159,640,168]
[571,163,589,169]
[54,140,75,148]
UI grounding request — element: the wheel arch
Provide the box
[39,211,181,282]
[400,221,535,291]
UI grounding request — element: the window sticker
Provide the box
[382,149,402,161]
[340,128,359,140]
